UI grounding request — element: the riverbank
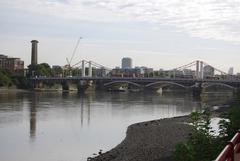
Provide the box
[88,116,192,161]
[0,87,29,93]
[88,104,232,161]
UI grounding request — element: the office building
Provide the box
[121,57,132,69]
[228,67,234,75]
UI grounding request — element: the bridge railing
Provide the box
[215,131,240,161]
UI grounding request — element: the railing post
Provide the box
[228,141,235,161]
[236,130,240,153]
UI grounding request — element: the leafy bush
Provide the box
[218,103,240,141]
[0,68,12,87]
[174,109,225,161]
[174,102,240,161]
[174,143,194,161]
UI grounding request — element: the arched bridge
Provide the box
[104,81,142,87]
[28,77,240,92]
[202,82,236,90]
[145,81,188,89]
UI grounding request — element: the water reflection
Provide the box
[81,98,83,126]
[201,92,234,106]
[25,91,232,140]
[80,96,91,126]
[29,93,37,139]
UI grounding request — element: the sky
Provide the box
[1,0,240,72]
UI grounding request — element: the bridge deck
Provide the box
[29,76,240,83]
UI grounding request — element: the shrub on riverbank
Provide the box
[11,75,28,89]
[174,109,223,161]
[0,68,27,89]
[174,105,240,161]
[218,102,240,141]
[0,68,12,87]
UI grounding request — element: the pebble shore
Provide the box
[89,116,192,161]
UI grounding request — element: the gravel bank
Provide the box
[89,116,192,161]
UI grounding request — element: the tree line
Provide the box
[0,63,55,88]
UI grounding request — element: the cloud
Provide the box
[1,0,240,42]
[0,0,125,22]
[87,0,240,42]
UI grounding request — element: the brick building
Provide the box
[0,54,24,74]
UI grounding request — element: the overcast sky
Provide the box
[1,0,240,72]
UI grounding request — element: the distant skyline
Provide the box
[1,0,240,72]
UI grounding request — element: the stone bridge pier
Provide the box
[62,80,95,93]
[30,80,95,93]
[192,82,202,97]
[77,80,95,93]
[31,80,62,91]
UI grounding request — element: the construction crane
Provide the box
[64,37,82,76]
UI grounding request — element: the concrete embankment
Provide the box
[89,116,192,161]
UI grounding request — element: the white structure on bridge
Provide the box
[65,59,229,81]
[80,60,110,77]
[195,60,201,79]
[171,60,227,80]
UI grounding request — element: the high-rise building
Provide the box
[121,57,132,69]
[228,67,234,75]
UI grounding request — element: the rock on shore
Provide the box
[89,116,192,161]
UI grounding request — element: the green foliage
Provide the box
[28,63,53,77]
[0,68,12,87]
[11,75,28,89]
[71,68,80,76]
[175,103,240,161]
[52,66,63,77]
[228,105,240,132]
[0,68,28,88]
[174,143,195,161]
[174,109,225,161]
[218,103,240,141]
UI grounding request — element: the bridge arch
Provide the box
[202,83,235,90]
[145,81,187,89]
[104,81,141,87]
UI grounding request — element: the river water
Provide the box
[0,91,233,161]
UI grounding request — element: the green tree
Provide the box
[52,66,63,77]
[28,63,52,77]
[11,75,28,89]
[0,68,12,87]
